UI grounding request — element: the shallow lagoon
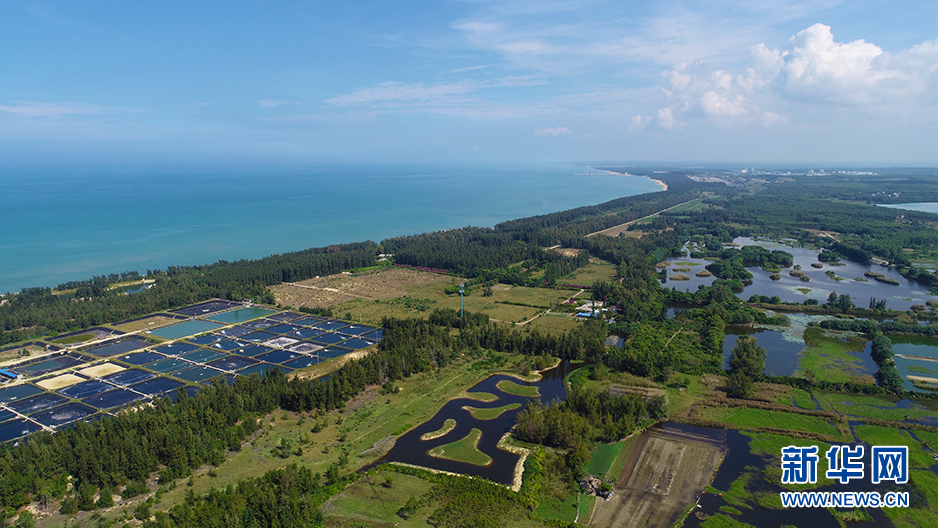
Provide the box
[665,238,935,311]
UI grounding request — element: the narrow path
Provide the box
[515,289,584,325]
[283,282,373,299]
[586,199,698,238]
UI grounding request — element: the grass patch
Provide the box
[534,495,578,523]
[577,494,596,523]
[51,333,94,344]
[421,419,456,441]
[719,505,742,515]
[587,440,626,477]
[463,403,521,420]
[322,470,433,525]
[113,315,181,332]
[461,391,498,402]
[496,379,540,397]
[557,262,616,285]
[428,428,492,466]
[796,327,870,383]
[814,392,933,421]
[853,425,934,469]
[700,513,756,528]
[605,434,640,481]
[699,407,843,438]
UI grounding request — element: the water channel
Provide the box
[378,360,579,485]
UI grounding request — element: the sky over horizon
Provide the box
[2,0,938,166]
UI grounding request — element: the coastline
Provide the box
[593,167,669,192]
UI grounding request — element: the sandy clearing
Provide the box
[78,362,125,378]
[37,373,85,389]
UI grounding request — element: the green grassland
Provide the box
[333,278,578,331]
[496,379,540,397]
[51,333,94,344]
[322,467,545,528]
[695,406,845,439]
[556,261,617,285]
[586,440,627,478]
[813,392,935,421]
[463,403,521,420]
[796,327,871,383]
[321,471,434,527]
[428,428,492,466]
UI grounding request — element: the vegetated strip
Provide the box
[428,428,492,466]
[496,379,540,397]
[421,419,456,441]
[462,402,521,420]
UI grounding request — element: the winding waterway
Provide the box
[378,360,579,485]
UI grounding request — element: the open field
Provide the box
[272,267,582,332]
[557,262,617,285]
[321,467,545,528]
[321,471,434,527]
[589,426,725,528]
[112,315,181,333]
[0,343,47,366]
[270,268,452,309]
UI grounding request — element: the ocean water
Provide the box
[0,163,662,293]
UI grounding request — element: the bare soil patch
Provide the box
[78,362,125,378]
[549,247,584,258]
[271,268,451,309]
[590,426,725,528]
[37,373,85,390]
[113,315,181,333]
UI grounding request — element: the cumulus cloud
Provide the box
[534,126,572,136]
[778,23,910,104]
[653,23,937,129]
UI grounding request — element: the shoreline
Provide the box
[594,167,669,192]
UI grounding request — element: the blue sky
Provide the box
[2,0,937,165]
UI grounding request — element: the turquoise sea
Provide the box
[0,163,662,294]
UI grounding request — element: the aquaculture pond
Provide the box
[664,238,935,311]
[149,320,226,340]
[378,360,580,485]
[206,307,277,324]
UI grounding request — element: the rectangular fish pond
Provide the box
[149,320,226,340]
[206,307,278,324]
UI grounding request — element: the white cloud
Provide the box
[653,24,938,129]
[657,107,681,130]
[0,101,128,117]
[779,23,909,104]
[534,126,572,136]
